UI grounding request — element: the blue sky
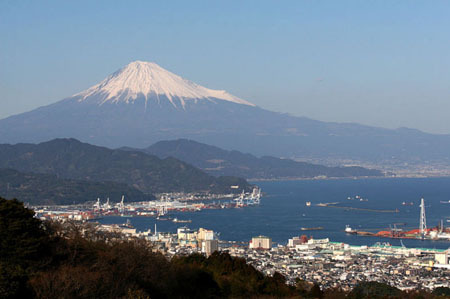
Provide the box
[1,1,450,134]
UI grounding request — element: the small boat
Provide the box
[393,222,407,226]
[172,218,192,223]
[119,219,134,228]
[440,200,450,204]
[300,227,323,231]
[305,201,311,207]
[402,201,414,206]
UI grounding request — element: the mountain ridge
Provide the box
[0,138,252,194]
[129,139,385,179]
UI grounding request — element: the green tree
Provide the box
[432,286,450,297]
[0,197,49,298]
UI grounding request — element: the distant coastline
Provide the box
[248,174,450,182]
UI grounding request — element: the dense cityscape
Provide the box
[31,190,450,294]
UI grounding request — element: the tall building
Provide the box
[177,227,197,247]
[198,228,215,241]
[249,236,272,250]
[202,239,219,256]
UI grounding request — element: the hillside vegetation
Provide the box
[0,139,252,196]
[0,168,153,205]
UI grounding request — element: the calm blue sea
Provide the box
[99,178,450,249]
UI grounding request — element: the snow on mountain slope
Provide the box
[74,61,255,108]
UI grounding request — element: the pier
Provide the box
[317,204,399,213]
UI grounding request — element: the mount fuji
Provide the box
[1,60,450,163]
[73,61,255,108]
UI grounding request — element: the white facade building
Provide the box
[250,236,272,250]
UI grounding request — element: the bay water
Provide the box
[99,178,450,249]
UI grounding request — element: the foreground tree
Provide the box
[432,286,450,297]
[347,281,403,299]
[0,198,49,298]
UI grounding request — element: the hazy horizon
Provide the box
[2,1,450,134]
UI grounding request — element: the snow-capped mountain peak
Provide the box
[74,61,255,108]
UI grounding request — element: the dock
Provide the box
[317,204,399,213]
